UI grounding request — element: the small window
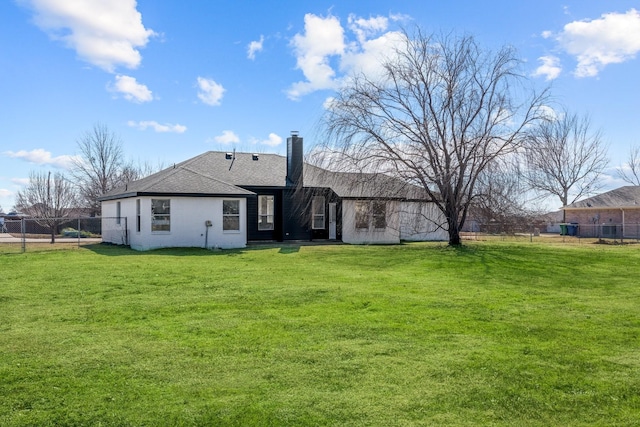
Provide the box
[136,199,141,232]
[372,201,386,229]
[312,196,325,229]
[151,199,170,232]
[355,201,369,229]
[223,200,240,231]
[355,200,386,230]
[116,202,121,225]
[258,195,274,230]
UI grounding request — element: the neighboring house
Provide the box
[563,186,640,238]
[99,133,447,250]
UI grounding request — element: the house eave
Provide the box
[99,191,255,201]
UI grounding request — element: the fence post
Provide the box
[77,217,81,247]
[21,218,26,253]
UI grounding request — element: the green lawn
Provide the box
[1,242,639,426]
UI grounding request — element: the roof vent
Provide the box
[225,152,233,160]
[252,154,259,161]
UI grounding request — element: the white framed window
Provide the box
[258,195,274,230]
[354,200,386,230]
[151,199,170,232]
[312,196,325,229]
[355,201,369,229]
[136,199,141,232]
[116,202,121,225]
[372,201,386,229]
[223,200,240,231]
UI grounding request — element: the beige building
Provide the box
[563,186,640,238]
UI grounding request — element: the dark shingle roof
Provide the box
[100,151,427,201]
[565,186,640,209]
[304,165,427,199]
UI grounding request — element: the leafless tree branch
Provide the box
[318,30,548,245]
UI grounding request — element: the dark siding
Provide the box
[245,190,283,241]
[244,186,342,242]
[282,188,311,240]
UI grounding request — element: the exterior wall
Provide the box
[102,196,247,250]
[341,199,400,244]
[564,207,640,238]
[399,201,448,241]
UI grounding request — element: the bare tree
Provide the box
[14,171,77,243]
[617,145,640,186]
[320,30,547,245]
[71,123,125,216]
[523,109,609,217]
[472,157,531,232]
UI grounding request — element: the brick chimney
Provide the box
[286,131,303,187]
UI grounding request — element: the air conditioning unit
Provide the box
[602,224,617,238]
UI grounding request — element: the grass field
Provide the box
[1,242,639,426]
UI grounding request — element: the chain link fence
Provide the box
[0,217,123,254]
[3,217,640,253]
[461,221,640,244]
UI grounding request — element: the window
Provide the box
[258,195,274,230]
[372,201,386,229]
[355,200,386,230]
[136,199,141,232]
[151,199,170,232]
[355,201,369,229]
[312,196,325,229]
[223,200,240,231]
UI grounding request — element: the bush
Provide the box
[61,227,91,238]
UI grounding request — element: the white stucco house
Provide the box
[99,133,448,250]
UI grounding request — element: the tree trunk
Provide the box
[447,215,462,246]
[50,227,56,244]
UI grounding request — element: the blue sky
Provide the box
[1,0,639,211]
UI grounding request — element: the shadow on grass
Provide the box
[84,242,312,257]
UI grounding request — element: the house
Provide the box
[563,186,640,239]
[99,133,448,250]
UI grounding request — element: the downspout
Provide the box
[621,208,625,242]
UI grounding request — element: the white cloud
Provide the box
[348,14,389,44]
[532,55,562,80]
[255,133,283,147]
[4,149,77,169]
[323,96,336,110]
[12,178,31,186]
[0,189,12,197]
[340,30,406,78]
[22,0,156,72]
[556,9,640,77]
[288,13,346,100]
[110,75,153,102]
[127,120,186,133]
[214,130,240,144]
[536,105,560,121]
[247,35,264,60]
[287,13,408,100]
[197,77,225,106]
